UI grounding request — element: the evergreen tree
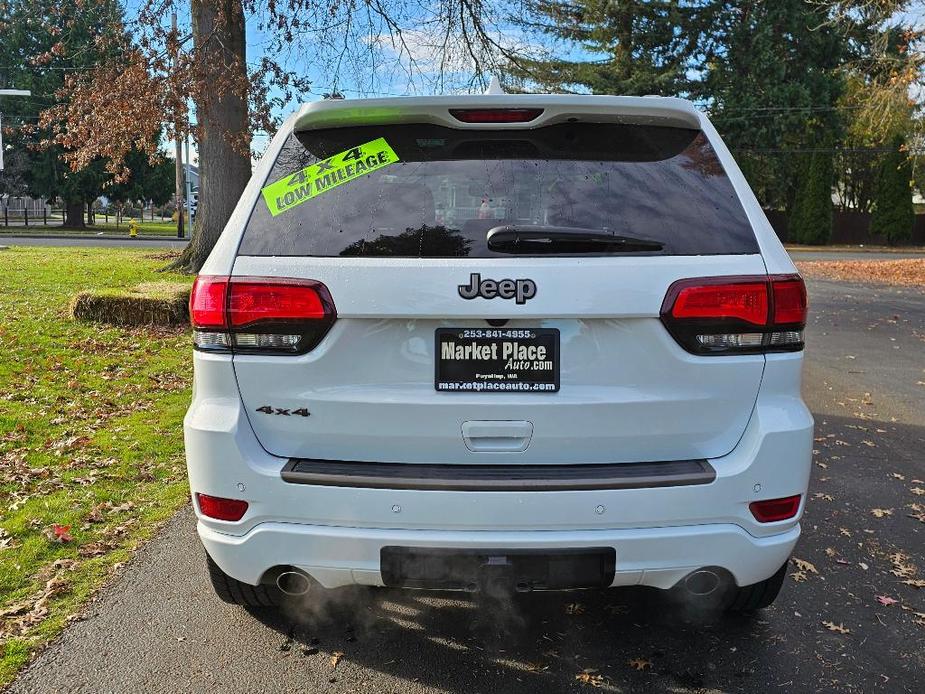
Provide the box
[701,1,845,215]
[790,137,834,245]
[870,135,914,245]
[510,0,706,95]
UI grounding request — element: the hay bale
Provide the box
[71,281,191,326]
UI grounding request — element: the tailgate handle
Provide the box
[462,420,533,453]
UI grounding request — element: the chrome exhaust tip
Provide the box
[683,569,721,596]
[276,570,312,596]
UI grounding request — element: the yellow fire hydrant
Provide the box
[128,219,138,238]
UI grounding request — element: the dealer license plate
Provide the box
[435,328,559,393]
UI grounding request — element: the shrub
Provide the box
[870,135,915,245]
[790,145,834,245]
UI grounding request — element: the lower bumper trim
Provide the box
[380,546,617,590]
[281,458,715,491]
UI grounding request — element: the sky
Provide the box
[154,0,546,164]
[151,1,925,168]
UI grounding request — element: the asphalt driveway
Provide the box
[8,278,925,694]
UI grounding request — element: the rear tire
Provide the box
[205,553,280,608]
[725,561,788,612]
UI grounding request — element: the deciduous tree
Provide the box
[0,0,124,227]
[40,0,530,271]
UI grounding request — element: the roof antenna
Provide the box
[485,76,505,95]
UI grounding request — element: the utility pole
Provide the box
[184,130,193,231]
[0,89,31,172]
[171,12,185,239]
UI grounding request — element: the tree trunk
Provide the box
[64,199,85,228]
[165,0,250,274]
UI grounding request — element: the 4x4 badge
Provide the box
[256,405,310,417]
[458,273,537,304]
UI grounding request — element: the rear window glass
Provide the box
[238,123,758,257]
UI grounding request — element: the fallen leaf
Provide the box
[814,492,834,501]
[790,570,808,583]
[575,671,605,687]
[822,621,851,634]
[44,524,73,543]
[0,561,75,637]
[876,595,898,606]
[871,508,893,518]
[565,602,585,616]
[0,528,20,551]
[900,579,925,589]
[626,657,652,671]
[890,473,906,480]
[794,558,818,574]
[330,651,344,669]
[911,488,925,496]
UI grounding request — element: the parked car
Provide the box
[186,92,811,611]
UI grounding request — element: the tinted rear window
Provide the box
[238,123,758,257]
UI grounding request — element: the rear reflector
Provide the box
[449,108,543,123]
[190,276,336,355]
[196,493,249,521]
[749,495,801,523]
[661,274,807,354]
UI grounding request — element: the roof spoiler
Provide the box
[294,95,702,132]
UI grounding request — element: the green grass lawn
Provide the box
[0,247,193,686]
[0,220,181,237]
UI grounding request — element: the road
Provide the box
[0,235,187,248]
[9,278,925,694]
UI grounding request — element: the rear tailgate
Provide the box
[225,111,767,465]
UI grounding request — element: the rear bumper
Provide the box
[185,351,813,590]
[200,519,799,589]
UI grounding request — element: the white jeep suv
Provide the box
[185,94,812,611]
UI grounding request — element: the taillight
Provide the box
[449,108,543,123]
[189,276,228,328]
[196,493,249,521]
[660,274,806,354]
[749,495,802,523]
[190,276,336,354]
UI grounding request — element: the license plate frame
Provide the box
[434,327,560,393]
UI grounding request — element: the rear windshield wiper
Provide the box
[486,225,665,253]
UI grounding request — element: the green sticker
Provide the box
[261,137,400,217]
